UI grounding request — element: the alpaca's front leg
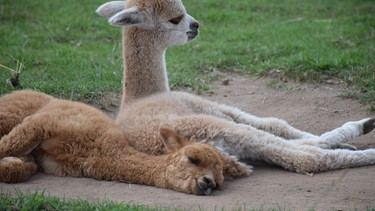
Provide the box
[164,114,283,161]
[216,104,318,140]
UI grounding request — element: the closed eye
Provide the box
[188,156,200,165]
[169,15,184,25]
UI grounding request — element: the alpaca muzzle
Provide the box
[197,175,216,195]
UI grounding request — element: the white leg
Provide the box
[293,118,375,149]
[177,93,318,140]
[165,115,375,173]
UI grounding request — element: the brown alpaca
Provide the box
[0,90,226,195]
[97,0,375,174]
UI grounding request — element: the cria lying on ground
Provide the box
[97,0,375,174]
[0,90,228,195]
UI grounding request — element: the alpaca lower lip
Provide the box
[187,31,198,40]
[197,183,212,195]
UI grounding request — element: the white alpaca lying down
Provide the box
[96,0,375,176]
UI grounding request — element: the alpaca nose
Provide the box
[197,175,216,195]
[203,176,215,188]
[190,21,199,31]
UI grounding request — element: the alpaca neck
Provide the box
[121,28,170,106]
[85,148,170,188]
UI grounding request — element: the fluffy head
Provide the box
[96,0,199,47]
[160,128,224,195]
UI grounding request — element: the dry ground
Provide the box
[1,75,375,210]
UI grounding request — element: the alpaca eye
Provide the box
[169,16,183,25]
[188,156,200,165]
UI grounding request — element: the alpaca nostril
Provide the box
[203,176,216,188]
[190,21,199,30]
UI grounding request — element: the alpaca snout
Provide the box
[187,21,199,41]
[197,175,216,195]
[190,21,199,31]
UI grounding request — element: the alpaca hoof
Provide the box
[337,143,357,151]
[363,118,375,135]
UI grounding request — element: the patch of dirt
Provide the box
[2,75,375,210]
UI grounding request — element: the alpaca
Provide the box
[96,0,198,106]
[0,90,228,195]
[96,0,375,174]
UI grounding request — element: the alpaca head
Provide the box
[160,128,224,195]
[96,0,199,47]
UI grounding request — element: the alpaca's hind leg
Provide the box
[262,145,375,173]
[0,156,38,183]
[0,113,24,137]
[166,115,375,173]
[0,115,47,159]
[293,118,375,150]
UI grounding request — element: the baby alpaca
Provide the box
[97,0,375,175]
[0,90,226,195]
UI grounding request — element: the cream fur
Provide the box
[0,90,228,195]
[98,0,375,174]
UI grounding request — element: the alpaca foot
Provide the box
[363,118,375,135]
[222,154,253,180]
[0,156,38,183]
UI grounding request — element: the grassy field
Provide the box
[0,191,158,211]
[0,0,374,210]
[1,0,374,108]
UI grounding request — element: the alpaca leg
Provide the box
[215,105,374,149]
[0,90,51,137]
[293,118,375,149]
[176,92,317,139]
[164,114,286,162]
[0,113,27,137]
[165,115,375,173]
[261,145,375,173]
[208,102,318,139]
[0,115,47,159]
[220,151,253,180]
[0,156,38,183]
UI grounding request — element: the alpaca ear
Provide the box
[160,128,187,153]
[108,7,144,26]
[96,1,126,18]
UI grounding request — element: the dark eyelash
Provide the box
[169,16,183,25]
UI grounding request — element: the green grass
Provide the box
[0,191,160,211]
[1,191,374,211]
[1,0,374,108]
[0,0,123,101]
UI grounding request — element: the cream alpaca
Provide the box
[0,90,228,195]
[97,0,375,174]
[97,0,198,105]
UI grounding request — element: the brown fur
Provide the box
[0,90,225,195]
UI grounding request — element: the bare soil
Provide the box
[1,75,375,210]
